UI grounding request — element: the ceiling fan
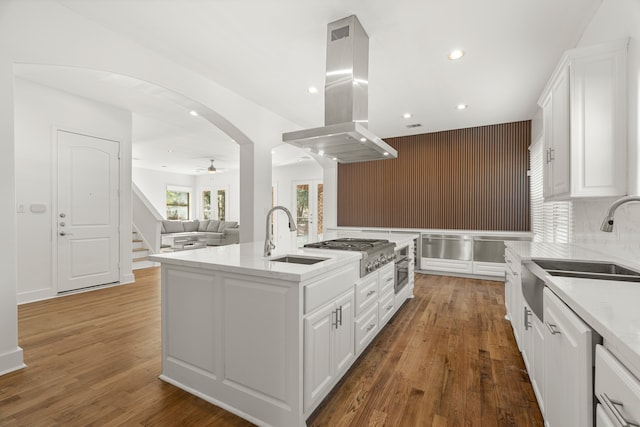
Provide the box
[207,159,217,174]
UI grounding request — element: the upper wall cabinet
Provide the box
[538,39,628,200]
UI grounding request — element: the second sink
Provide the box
[270,255,329,265]
[534,259,640,282]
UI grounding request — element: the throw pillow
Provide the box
[163,220,185,233]
[198,220,210,232]
[183,220,199,232]
[207,219,221,232]
[218,221,238,232]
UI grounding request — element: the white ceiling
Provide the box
[17,0,602,174]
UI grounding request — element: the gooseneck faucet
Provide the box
[600,196,640,232]
[264,206,297,256]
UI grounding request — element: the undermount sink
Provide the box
[533,259,640,282]
[270,255,329,265]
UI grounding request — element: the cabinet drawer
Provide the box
[595,345,640,426]
[355,303,378,355]
[421,258,473,273]
[472,261,506,277]
[378,291,395,327]
[355,273,378,316]
[305,263,358,314]
[379,266,394,295]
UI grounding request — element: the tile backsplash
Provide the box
[572,198,640,243]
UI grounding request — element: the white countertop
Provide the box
[506,241,640,380]
[149,231,418,283]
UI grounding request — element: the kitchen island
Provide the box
[149,231,417,427]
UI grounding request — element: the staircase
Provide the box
[132,230,155,270]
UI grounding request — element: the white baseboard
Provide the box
[0,347,25,377]
[17,288,55,305]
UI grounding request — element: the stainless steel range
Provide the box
[304,238,396,277]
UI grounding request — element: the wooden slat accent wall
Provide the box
[337,121,531,231]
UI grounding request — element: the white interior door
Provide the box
[57,130,120,293]
[294,180,324,245]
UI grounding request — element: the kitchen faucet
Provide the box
[600,195,640,232]
[264,206,297,256]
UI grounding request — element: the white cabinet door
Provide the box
[304,289,355,411]
[304,301,334,410]
[539,39,628,200]
[531,313,545,416]
[571,45,627,197]
[543,288,593,427]
[333,291,355,377]
[549,65,571,198]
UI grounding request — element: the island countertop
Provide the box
[149,230,418,282]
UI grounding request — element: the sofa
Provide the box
[160,219,240,248]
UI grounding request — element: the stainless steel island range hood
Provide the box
[282,15,397,163]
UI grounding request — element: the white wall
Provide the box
[0,0,300,376]
[570,0,640,243]
[14,78,133,304]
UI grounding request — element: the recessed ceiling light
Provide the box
[383,152,389,156]
[189,110,199,116]
[318,150,325,156]
[403,113,412,119]
[332,157,337,161]
[167,149,174,153]
[456,104,468,110]
[448,49,465,60]
[307,86,318,94]
[359,137,367,142]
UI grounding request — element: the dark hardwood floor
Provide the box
[0,268,542,426]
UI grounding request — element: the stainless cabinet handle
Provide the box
[523,307,532,331]
[549,147,555,161]
[474,237,504,242]
[332,310,338,329]
[545,321,561,335]
[386,304,393,311]
[338,305,343,326]
[386,277,393,283]
[366,290,376,297]
[366,323,375,332]
[600,393,640,427]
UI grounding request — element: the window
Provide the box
[217,189,226,221]
[166,187,190,220]
[202,190,212,220]
[529,139,572,243]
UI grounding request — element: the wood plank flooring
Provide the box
[0,269,542,426]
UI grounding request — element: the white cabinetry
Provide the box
[354,263,394,356]
[304,289,355,412]
[539,39,628,200]
[543,287,594,427]
[595,345,640,427]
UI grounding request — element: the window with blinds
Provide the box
[529,139,573,243]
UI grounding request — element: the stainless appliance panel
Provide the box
[421,235,472,261]
[473,236,532,263]
[394,256,409,294]
[521,261,546,321]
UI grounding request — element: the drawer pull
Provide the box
[332,310,338,329]
[600,393,640,427]
[386,277,393,283]
[523,307,532,331]
[545,322,561,335]
[386,304,393,311]
[366,323,376,332]
[366,290,376,297]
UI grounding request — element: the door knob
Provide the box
[59,213,66,218]
[59,231,66,236]
[59,222,65,227]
